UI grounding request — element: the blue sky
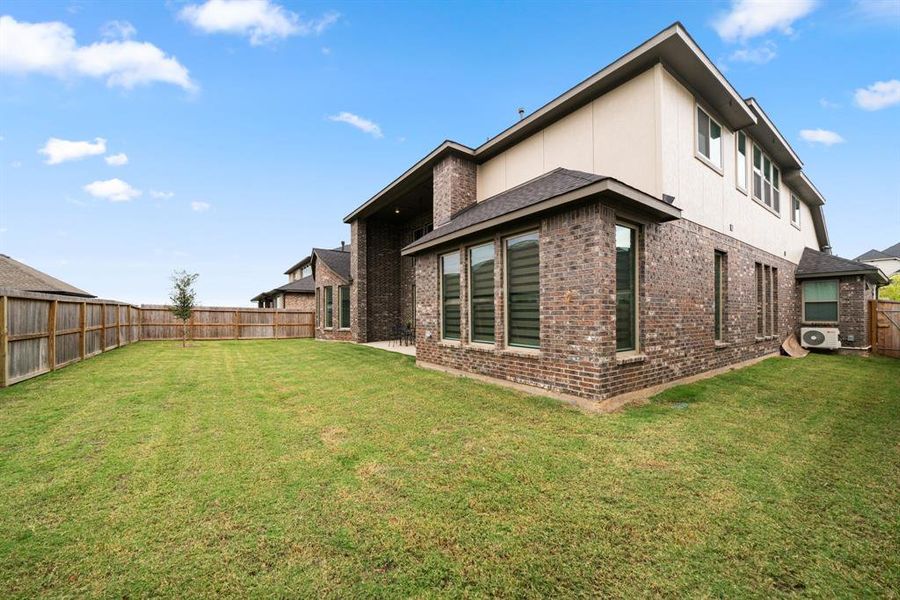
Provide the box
[1,0,898,305]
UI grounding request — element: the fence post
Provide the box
[189,310,195,342]
[127,306,133,344]
[273,309,278,339]
[115,304,120,348]
[80,302,87,360]
[48,300,58,371]
[100,303,107,352]
[869,299,877,351]
[234,309,240,340]
[0,296,7,388]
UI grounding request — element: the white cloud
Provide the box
[191,201,211,212]
[713,0,817,42]
[854,79,900,111]
[0,16,197,92]
[39,137,106,164]
[728,41,777,64]
[150,190,175,199]
[179,0,339,45]
[83,178,141,202]
[819,98,840,109]
[100,20,136,40]
[853,0,900,21]
[105,152,128,166]
[328,112,383,138]
[799,128,845,146]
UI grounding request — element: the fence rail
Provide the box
[0,289,314,388]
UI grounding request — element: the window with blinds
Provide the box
[506,232,539,348]
[339,285,350,328]
[441,253,461,340]
[469,243,495,343]
[803,280,838,322]
[324,286,333,328]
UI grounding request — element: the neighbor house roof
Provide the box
[342,22,830,251]
[883,242,900,257]
[284,244,351,275]
[0,254,94,297]
[402,168,680,256]
[276,275,315,294]
[796,248,889,284]
[312,248,351,281]
[856,249,893,261]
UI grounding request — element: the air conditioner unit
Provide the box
[800,327,841,350]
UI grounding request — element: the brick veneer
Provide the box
[415,201,801,402]
[315,260,352,342]
[797,276,874,349]
[350,219,368,342]
[433,155,476,227]
[283,293,314,312]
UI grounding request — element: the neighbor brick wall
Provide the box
[433,155,476,227]
[283,293,314,312]
[415,201,799,402]
[315,259,352,342]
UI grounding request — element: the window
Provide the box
[696,106,722,168]
[506,232,540,348]
[616,223,638,352]
[315,288,320,327]
[469,243,495,343]
[441,253,461,340]
[714,251,726,341]
[301,265,312,278]
[803,280,838,322]
[412,223,433,241]
[324,286,333,328]
[339,285,350,328]
[791,194,801,227]
[755,263,778,336]
[736,132,747,191]
[752,144,780,214]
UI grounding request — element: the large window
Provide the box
[315,288,320,327]
[339,285,350,329]
[803,280,838,322]
[752,144,781,214]
[616,223,638,352]
[736,132,748,191]
[696,106,722,169]
[714,251,726,341]
[441,253,461,340]
[469,243,495,343]
[324,286,333,328]
[506,232,540,348]
[791,194,801,227]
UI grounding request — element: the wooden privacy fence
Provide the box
[139,305,314,341]
[869,299,900,358]
[0,288,140,387]
[0,290,315,388]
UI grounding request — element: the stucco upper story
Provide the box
[344,22,830,265]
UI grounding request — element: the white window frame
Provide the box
[752,143,782,217]
[615,221,641,355]
[791,194,801,229]
[735,131,748,194]
[468,241,496,346]
[439,251,461,342]
[504,230,541,351]
[695,105,723,174]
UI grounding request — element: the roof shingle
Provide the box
[0,254,94,297]
[797,247,888,283]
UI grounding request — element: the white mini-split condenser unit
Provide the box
[800,327,841,350]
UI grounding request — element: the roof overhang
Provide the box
[744,99,803,170]
[283,255,311,275]
[401,178,680,256]
[796,269,890,285]
[343,141,474,222]
[783,169,830,250]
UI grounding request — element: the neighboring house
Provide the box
[334,22,881,403]
[251,275,315,310]
[0,254,95,298]
[856,243,900,277]
[311,245,352,341]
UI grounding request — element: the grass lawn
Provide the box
[0,341,897,598]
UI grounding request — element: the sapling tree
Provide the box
[169,270,199,347]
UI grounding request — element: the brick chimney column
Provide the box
[433,154,477,227]
[350,218,368,342]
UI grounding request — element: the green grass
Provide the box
[0,341,897,598]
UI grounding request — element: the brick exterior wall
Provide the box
[283,293,314,312]
[350,219,368,342]
[796,276,874,349]
[314,260,353,342]
[433,155,476,227]
[415,201,802,402]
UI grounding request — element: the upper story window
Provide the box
[440,252,461,340]
[752,144,781,215]
[791,194,801,228]
[696,106,722,169]
[301,265,312,278]
[506,231,540,349]
[469,242,496,344]
[736,132,748,192]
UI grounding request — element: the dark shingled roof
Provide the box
[284,244,351,275]
[881,242,900,257]
[856,249,892,261]
[0,254,94,297]
[796,248,889,283]
[275,275,315,293]
[313,248,351,281]
[404,168,606,252]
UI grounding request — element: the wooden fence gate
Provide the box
[869,300,900,358]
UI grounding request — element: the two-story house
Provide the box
[251,255,316,310]
[337,23,884,402]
